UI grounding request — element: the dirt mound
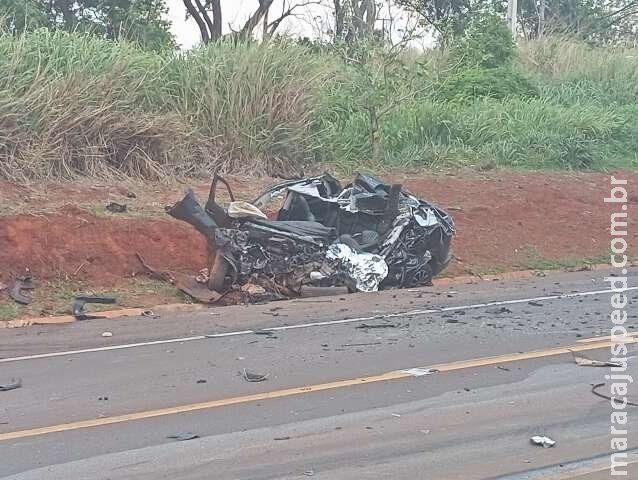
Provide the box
[0,206,206,286]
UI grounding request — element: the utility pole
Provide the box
[506,0,517,35]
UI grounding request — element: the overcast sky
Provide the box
[166,0,330,49]
[165,1,432,49]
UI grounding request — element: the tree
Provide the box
[0,0,175,50]
[398,0,637,44]
[183,0,323,44]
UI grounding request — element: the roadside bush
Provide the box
[437,67,538,102]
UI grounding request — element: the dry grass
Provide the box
[0,30,333,181]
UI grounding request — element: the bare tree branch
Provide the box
[266,0,324,35]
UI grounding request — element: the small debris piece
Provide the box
[274,436,291,441]
[303,470,315,476]
[106,202,127,213]
[356,323,398,329]
[241,283,266,295]
[196,379,207,384]
[572,353,622,368]
[254,330,274,336]
[73,295,117,320]
[167,432,199,441]
[391,413,401,418]
[496,366,511,372]
[195,268,209,284]
[528,301,543,307]
[401,368,439,377]
[9,276,35,305]
[126,192,137,199]
[342,342,382,347]
[242,368,269,382]
[141,310,156,317]
[530,436,556,448]
[101,331,113,337]
[486,306,513,315]
[98,396,108,401]
[0,378,22,392]
[174,273,222,304]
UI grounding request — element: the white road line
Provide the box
[2,287,636,364]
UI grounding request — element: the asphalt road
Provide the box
[1,268,637,479]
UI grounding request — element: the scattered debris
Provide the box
[530,435,556,448]
[242,368,269,382]
[356,323,399,329]
[73,295,117,320]
[486,306,513,315]
[591,383,638,407]
[195,268,209,284]
[106,202,127,213]
[166,173,454,303]
[167,432,199,441]
[98,396,108,401]
[254,330,275,336]
[572,353,623,368]
[9,276,35,305]
[0,378,22,392]
[101,331,113,337]
[174,274,222,304]
[401,367,440,377]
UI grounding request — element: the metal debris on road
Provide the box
[401,367,440,377]
[166,173,454,303]
[530,435,556,448]
[167,432,200,441]
[242,368,269,382]
[73,295,117,320]
[486,306,513,315]
[572,353,623,368]
[106,202,127,213]
[356,322,399,329]
[0,378,22,392]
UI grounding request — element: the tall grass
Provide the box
[0,30,636,181]
[0,29,333,181]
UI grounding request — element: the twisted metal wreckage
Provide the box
[166,173,454,301]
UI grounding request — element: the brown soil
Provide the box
[1,171,635,290]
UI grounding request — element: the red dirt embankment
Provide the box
[1,171,636,287]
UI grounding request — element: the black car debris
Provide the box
[167,173,454,299]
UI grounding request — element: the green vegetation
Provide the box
[0,25,637,181]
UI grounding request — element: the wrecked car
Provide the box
[167,173,454,299]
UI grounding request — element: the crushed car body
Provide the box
[166,173,454,300]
